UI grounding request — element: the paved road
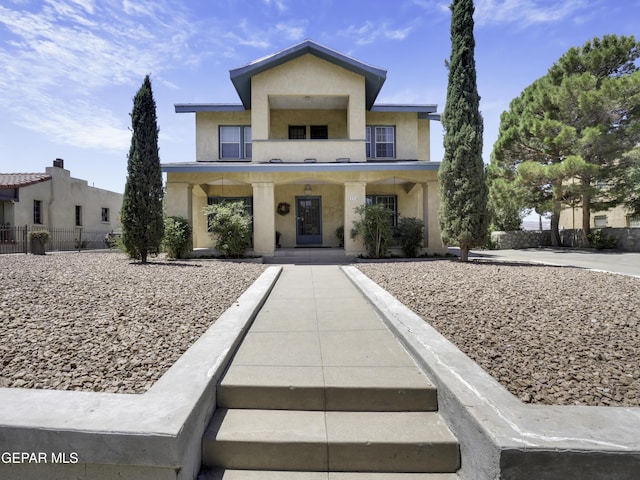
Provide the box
[464,248,640,278]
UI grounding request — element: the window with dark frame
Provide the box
[220,126,252,159]
[366,194,398,227]
[101,208,110,223]
[75,205,82,226]
[288,125,306,140]
[33,200,42,225]
[310,125,328,139]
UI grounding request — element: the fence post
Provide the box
[23,225,28,254]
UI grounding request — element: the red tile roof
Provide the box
[0,173,52,188]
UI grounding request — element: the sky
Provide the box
[1,0,639,198]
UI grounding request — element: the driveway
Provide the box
[464,248,640,278]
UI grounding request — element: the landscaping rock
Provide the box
[0,252,266,394]
[357,260,640,407]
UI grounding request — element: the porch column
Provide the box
[252,182,275,256]
[165,183,193,222]
[343,181,367,256]
[425,180,446,253]
[191,185,208,248]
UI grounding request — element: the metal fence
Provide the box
[0,225,115,255]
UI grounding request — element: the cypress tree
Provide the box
[439,0,488,262]
[121,75,164,263]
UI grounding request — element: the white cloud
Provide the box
[473,0,588,27]
[0,0,199,151]
[412,0,590,27]
[338,20,416,46]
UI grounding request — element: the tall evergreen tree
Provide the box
[121,75,164,263]
[439,0,488,262]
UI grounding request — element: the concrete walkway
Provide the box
[200,265,460,478]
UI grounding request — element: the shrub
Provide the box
[588,229,617,250]
[163,216,192,259]
[395,217,424,257]
[335,225,344,246]
[350,204,393,258]
[204,201,252,258]
[29,230,50,242]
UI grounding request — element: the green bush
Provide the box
[335,225,344,246]
[588,229,617,250]
[350,204,393,258]
[395,217,424,257]
[29,230,50,242]
[204,201,252,258]
[163,216,192,259]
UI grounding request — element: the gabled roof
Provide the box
[0,173,51,188]
[229,39,387,110]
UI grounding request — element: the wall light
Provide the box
[304,184,312,195]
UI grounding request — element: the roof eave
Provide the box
[229,40,387,110]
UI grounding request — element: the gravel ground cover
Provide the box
[357,260,640,407]
[0,252,266,394]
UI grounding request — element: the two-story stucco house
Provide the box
[162,40,445,257]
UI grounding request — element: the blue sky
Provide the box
[1,0,639,196]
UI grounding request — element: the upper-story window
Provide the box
[366,126,395,159]
[289,125,306,140]
[220,126,251,159]
[310,125,328,139]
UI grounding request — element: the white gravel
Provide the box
[357,260,640,407]
[0,252,266,394]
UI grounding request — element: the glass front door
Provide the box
[296,196,322,245]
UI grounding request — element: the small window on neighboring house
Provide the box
[596,180,608,190]
[75,205,82,226]
[289,125,306,140]
[101,208,110,223]
[366,126,396,159]
[366,194,398,227]
[627,215,640,228]
[33,200,42,225]
[220,126,251,159]
[310,125,328,139]
[594,215,607,228]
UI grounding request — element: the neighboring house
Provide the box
[162,40,445,256]
[0,158,122,235]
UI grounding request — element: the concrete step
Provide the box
[217,365,438,411]
[199,468,461,479]
[202,409,460,473]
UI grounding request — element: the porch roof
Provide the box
[161,161,440,174]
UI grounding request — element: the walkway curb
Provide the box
[343,266,640,480]
[0,266,282,480]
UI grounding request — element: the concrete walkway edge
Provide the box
[342,266,640,480]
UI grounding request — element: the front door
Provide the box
[296,196,322,245]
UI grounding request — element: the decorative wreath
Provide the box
[277,202,290,216]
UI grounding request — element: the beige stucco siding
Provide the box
[195,111,252,161]
[269,109,348,139]
[366,111,428,161]
[251,55,366,142]
[165,168,444,254]
[8,167,122,231]
[560,204,638,229]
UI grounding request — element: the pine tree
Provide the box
[439,0,488,261]
[121,75,164,263]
